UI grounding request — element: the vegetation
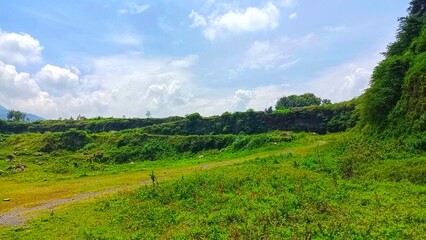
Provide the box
[0,132,424,239]
[359,0,425,144]
[0,102,354,135]
[275,93,327,110]
[0,1,425,239]
[6,110,26,122]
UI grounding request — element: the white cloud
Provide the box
[118,1,149,15]
[0,61,40,98]
[170,54,199,68]
[227,36,312,79]
[72,53,199,118]
[305,54,382,102]
[242,40,293,69]
[233,89,253,111]
[190,2,280,40]
[34,64,81,96]
[0,29,43,65]
[228,85,294,112]
[289,12,297,19]
[0,52,201,118]
[108,33,142,46]
[279,0,297,7]
[324,26,347,32]
[0,61,55,117]
[189,10,207,28]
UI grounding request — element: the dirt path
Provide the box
[0,186,121,226]
[0,162,241,227]
[0,142,324,227]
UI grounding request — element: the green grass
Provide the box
[2,154,425,239]
[0,131,305,183]
[0,132,320,214]
[1,131,425,239]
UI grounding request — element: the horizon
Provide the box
[0,0,410,119]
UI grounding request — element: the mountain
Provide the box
[0,105,44,121]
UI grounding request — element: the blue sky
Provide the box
[0,0,410,118]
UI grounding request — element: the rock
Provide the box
[14,164,25,171]
[3,198,10,201]
[6,154,14,161]
[93,151,104,159]
[129,162,135,165]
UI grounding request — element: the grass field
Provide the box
[0,131,425,239]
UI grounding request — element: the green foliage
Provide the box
[276,93,322,109]
[60,129,92,151]
[7,110,27,122]
[360,55,410,126]
[386,16,425,56]
[185,112,202,122]
[110,139,176,163]
[360,1,426,140]
[4,139,424,239]
[142,104,356,135]
[408,0,426,17]
[40,129,91,152]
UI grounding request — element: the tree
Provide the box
[264,106,273,114]
[275,93,322,109]
[409,0,426,17]
[322,99,332,105]
[185,112,202,122]
[7,110,26,122]
[361,56,410,126]
[146,111,152,118]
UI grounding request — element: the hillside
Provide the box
[359,1,426,140]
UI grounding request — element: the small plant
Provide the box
[150,170,156,185]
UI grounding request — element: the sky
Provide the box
[0,0,411,119]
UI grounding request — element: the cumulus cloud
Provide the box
[321,67,371,101]
[118,1,149,15]
[305,54,382,102]
[289,12,297,19]
[231,85,294,111]
[0,61,40,98]
[233,89,253,111]
[0,29,43,65]
[34,65,81,96]
[75,53,199,118]
[0,61,56,118]
[190,2,280,40]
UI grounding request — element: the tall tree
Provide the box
[409,0,426,17]
[7,110,26,122]
[276,93,322,109]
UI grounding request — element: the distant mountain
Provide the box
[0,105,44,121]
